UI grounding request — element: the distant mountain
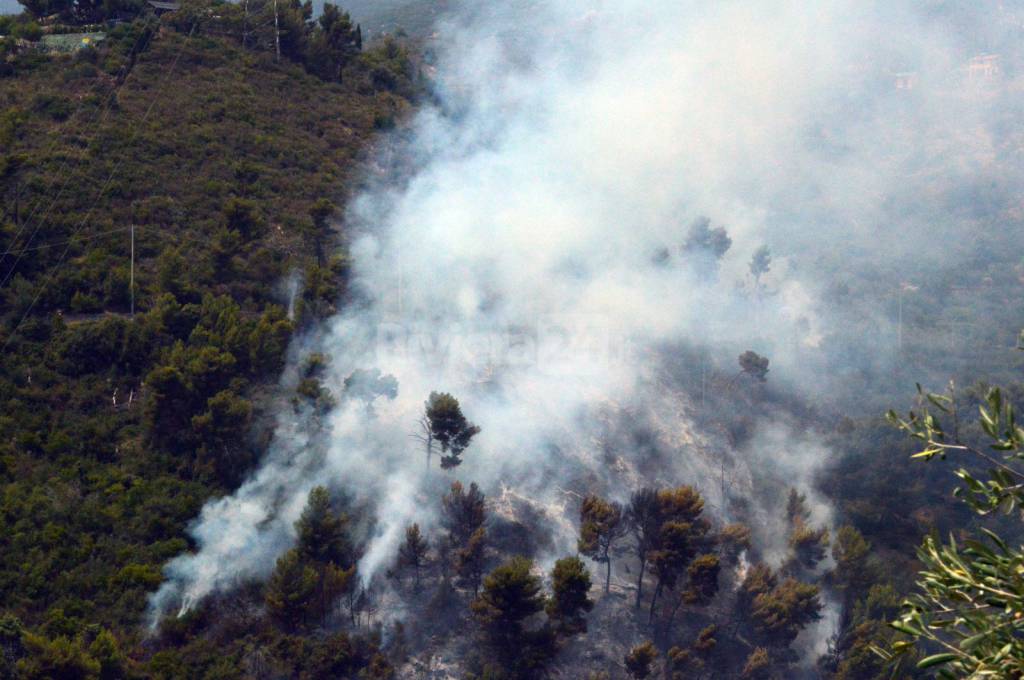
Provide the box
[324,0,542,40]
[321,0,451,38]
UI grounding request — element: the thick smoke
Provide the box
[149,0,1020,650]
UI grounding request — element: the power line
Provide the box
[2,22,198,353]
[0,80,110,262]
[130,222,135,318]
[0,225,138,256]
[0,23,157,291]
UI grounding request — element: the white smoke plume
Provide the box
[149,0,1020,649]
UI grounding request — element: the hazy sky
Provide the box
[0,0,20,15]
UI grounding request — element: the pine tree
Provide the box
[741,647,772,679]
[294,486,353,626]
[397,523,429,590]
[472,556,544,628]
[265,548,317,629]
[640,486,709,621]
[471,557,547,672]
[442,481,486,546]
[738,350,770,382]
[831,525,872,596]
[627,488,660,609]
[879,379,1024,676]
[624,641,658,679]
[749,245,772,288]
[546,556,594,634]
[296,486,351,566]
[785,488,828,572]
[683,554,720,606]
[422,392,481,470]
[578,494,626,594]
[749,578,822,647]
[456,527,487,595]
[343,368,398,416]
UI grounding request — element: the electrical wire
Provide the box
[2,22,198,352]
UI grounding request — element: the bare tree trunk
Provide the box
[648,579,662,624]
[272,0,281,63]
[647,577,663,622]
[635,557,647,609]
[319,566,327,628]
[666,594,685,637]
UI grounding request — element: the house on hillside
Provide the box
[38,32,105,53]
[146,0,181,14]
[893,71,918,90]
[965,54,1000,82]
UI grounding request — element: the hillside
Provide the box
[336,0,450,38]
[5,1,1024,679]
[0,6,416,676]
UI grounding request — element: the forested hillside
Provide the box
[0,2,416,675]
[3,1,1024,679]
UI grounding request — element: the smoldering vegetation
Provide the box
[146,0,1024,676]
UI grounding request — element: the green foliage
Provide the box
[1,16,42,43]
[265,548,317,630]
[16,631,101,680]
[295,376,337,413]
[683,216,731,259]
[832,525,873,595]
[455,526,487,595]
[624,640,658,679]
[682,553,720,606]
[304,4,362,81]
[628,485,710,620]
[221,197,262,240]
[627,487,661,608]
[719,522,752,561]
[751,578,823,648]
[295,486,351,567]
[423,391,481,470]
[18,0,142,24]
[343,368,398,414]
[739,563,822,649]
[88,629,125,680]
[0,11,413,677]
[741,647,772,679]
[578,494,626,594]
[249,306,293,375]
[191,388,254,481]
[750,244,772,284]
[827,584,905,679]
[739,350,770,382]
[396,523,429,589]
[788,518,830,571]
[881,367,1024,676]
[546,556,593,634]
[471,556,547,669]
[441,480,486,546]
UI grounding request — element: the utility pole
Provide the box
[130,222,135,318]
[700,360,706,411]
[897,286,902,354]
[897,282,919,355]
[273,0,281,63]
[242,0,249,49]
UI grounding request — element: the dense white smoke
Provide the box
[149,0,1018,650]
